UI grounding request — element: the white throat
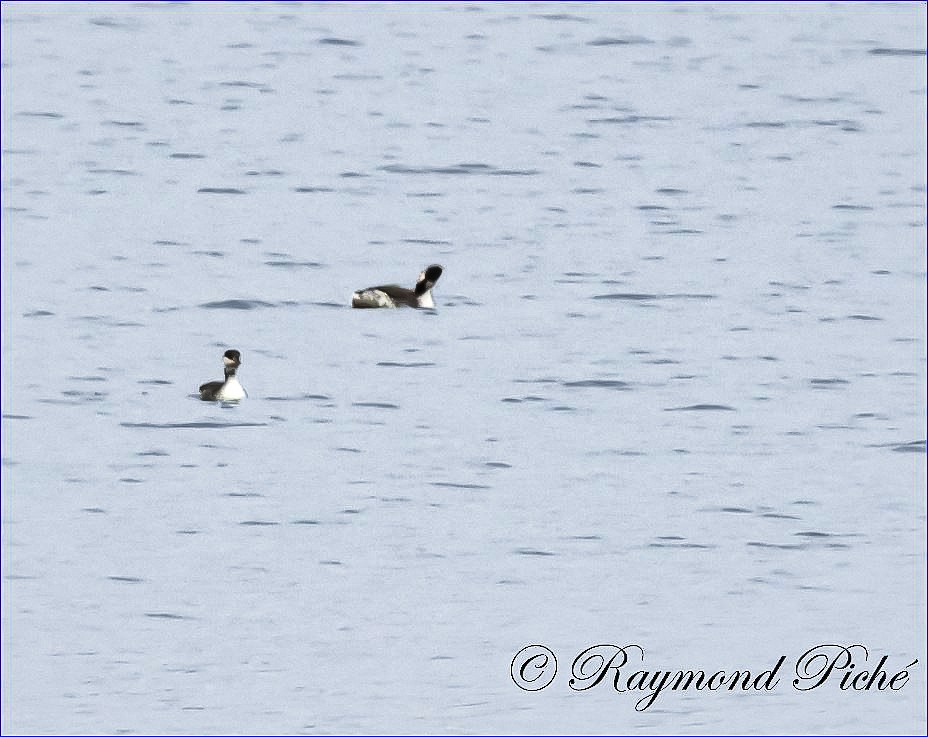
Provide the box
[216,376,246,401]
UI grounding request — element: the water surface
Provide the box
[2,2,925,734]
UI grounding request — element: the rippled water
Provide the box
[2,2,926,734]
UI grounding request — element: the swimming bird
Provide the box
[199,349,246,401]
[351,264,443,308]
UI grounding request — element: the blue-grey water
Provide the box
[1,2,925,734]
